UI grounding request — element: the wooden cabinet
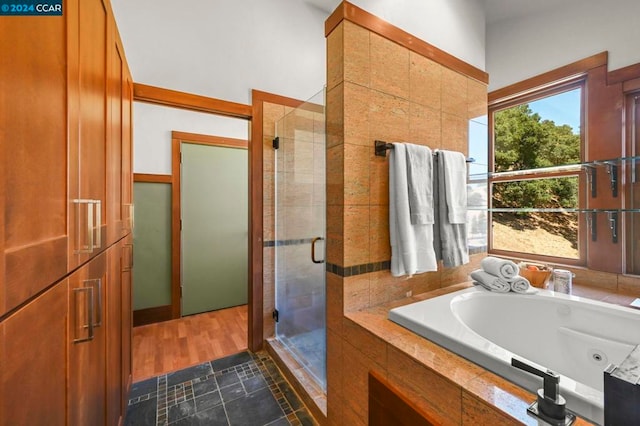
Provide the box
[68,252,108,426]
[0,7,70,317]
[0,0,133,424]
[0,282,68,425]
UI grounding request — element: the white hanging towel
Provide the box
[440,150,467,224]
[389,143,438,277]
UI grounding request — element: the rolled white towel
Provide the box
[481,256,519,280]
[470,269,511,293]
[509,276,537,294]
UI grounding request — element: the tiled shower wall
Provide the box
[325,19,488,425]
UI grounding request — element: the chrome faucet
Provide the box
[511,357,576,425]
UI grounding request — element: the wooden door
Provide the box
[68,0,109,270]
[0,3,69,316]
[68,252,107,426]
[0,282,67,425]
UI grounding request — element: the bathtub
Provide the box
[388,286,640,425]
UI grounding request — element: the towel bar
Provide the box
[374,140,475,163]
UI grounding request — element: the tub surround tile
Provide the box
[369,90,410,145]
[342,317,387,364]
[343,274,371,313]
[617,274,640,296]
[368,204,390,263]
[370,33,410,100]
[344,283,597,426]
[326,23,344,92]
[409,52,442,110]
[343,143,370,205]
[343,21,370,88]
[409,102,442,149]
[441,66,468,118]
[343,83,370,146]
[343,205,370,266]
[467,78,488,119]
[387,345,462,426]
[325,84,344,149]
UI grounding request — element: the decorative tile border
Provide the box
[326,261,390,277]
[264,238,315,248]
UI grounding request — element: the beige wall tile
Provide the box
[409,102,442,149]
[263,102,285,138]
[344,205,370,266]
[327,329,344,395]
[326,272,344,334]
[369,270,391,306]
[343,82,371,146]
[409,52,442,110]
[370,33,409,99]
[344,21,370,88]
[407,270,441,295]
[440,253,484,287]
[369,204,390,263]
[467,78,488,120]
[326,84,344,149]
[341,341,370,423]
[369,153,389,206]
[387,345,462,425]
[327,22,344,91]
[369,90,410,144]
[343,318,387,364]
[344,143,370,206]
[326,144,344,207]
[344,274,371,312]
[326,205,344,266]
[441,67,468,118]
[441,111,468,155]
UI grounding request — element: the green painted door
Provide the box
[181,143,248,316]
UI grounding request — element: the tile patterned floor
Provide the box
[125,351,317,426]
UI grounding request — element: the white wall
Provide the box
[133,103,248,174]
[350,0,486,70]
[111,0,487,173]
[487,0,640,91]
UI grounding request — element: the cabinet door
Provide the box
[68,0,109,270]
[0,8,69,316]
[68,252,107,426]
[106,19,124,247]
[122,235,134,410]
[106,242,123,425]
[0,282,67,425]
[121,63,134,236]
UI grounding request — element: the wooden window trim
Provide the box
[488,78,587,267]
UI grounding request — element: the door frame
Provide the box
[171,131,248,319]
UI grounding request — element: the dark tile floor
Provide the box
[125,351,316,426]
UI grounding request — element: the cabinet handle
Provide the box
[92,199,102,250]
[73,199,94,254]
[85,278,102,327]
[73,286,94,343]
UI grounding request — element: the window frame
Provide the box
[487,78,587,266]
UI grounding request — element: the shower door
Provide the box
[275,90,326,390]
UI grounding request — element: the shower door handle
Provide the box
[311,237,325,264]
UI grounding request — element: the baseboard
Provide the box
[133,305,172,327]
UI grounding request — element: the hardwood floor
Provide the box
[132,304,248,382]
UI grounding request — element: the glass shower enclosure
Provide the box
[274,89,326,390]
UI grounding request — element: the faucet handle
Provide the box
[511,357,560,401]
[511,357,575,424]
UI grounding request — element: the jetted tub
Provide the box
[388,286,640,425]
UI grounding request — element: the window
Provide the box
[489,82,585,263]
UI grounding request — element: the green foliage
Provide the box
[493,103,580,209]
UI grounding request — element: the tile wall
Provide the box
[324,19,488,425]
